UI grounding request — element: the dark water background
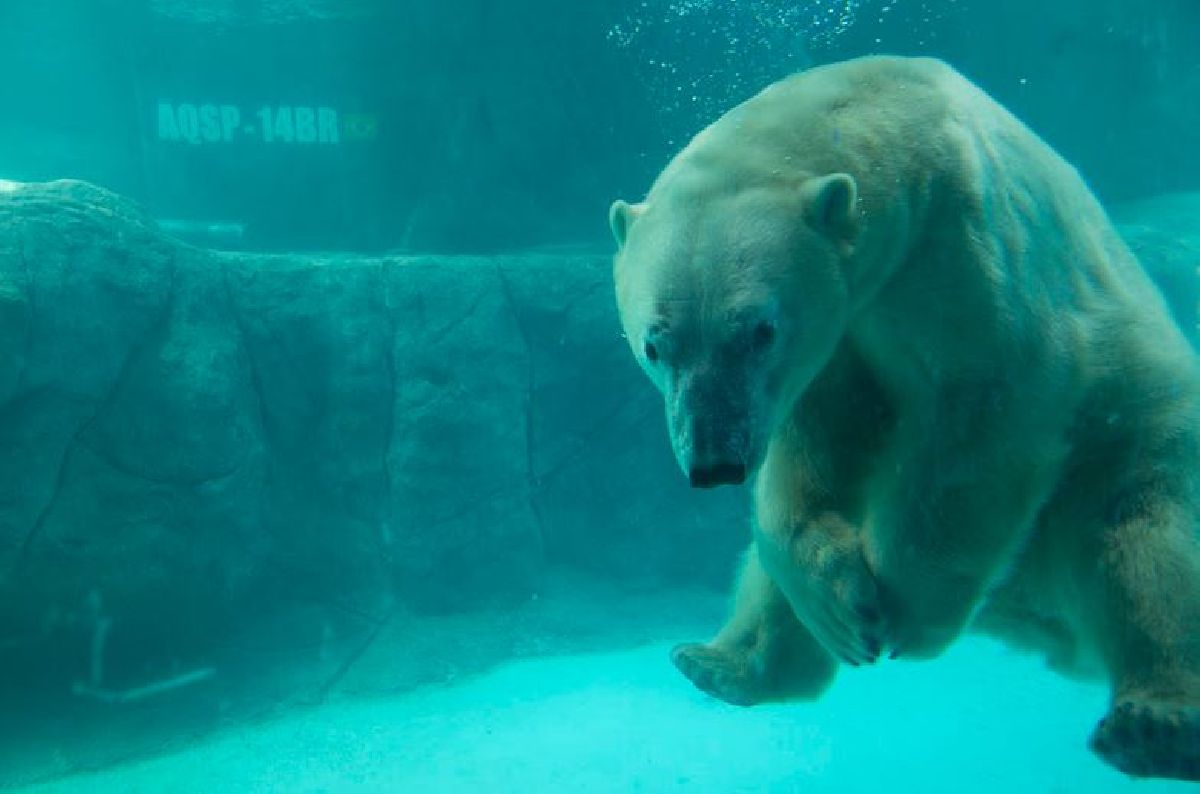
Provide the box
[0,1,1197,252]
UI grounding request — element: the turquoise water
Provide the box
[13,639,1190,793]
[1,2,1199,791]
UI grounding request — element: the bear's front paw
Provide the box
[1090,700,1200,781]
[790,533,891,666]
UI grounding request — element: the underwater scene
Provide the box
[1,0,1199,791]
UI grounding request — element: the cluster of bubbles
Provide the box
[607,0,906,146]
[871,0,955,48]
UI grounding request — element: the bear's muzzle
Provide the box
[688,461,748,488]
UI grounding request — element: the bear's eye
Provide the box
[751,320,776,351]
[643,340,660,363]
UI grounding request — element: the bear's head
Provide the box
[610,171,859,488]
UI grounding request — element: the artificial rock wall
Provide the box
[0,180,746,680]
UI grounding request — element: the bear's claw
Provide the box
[808,589,889,666]
[1089,700,1200,781]
[670,642,761,707]
[784,524,892,667]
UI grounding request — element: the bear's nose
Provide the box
[688,462,747,489]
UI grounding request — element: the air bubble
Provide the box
[607,1,906,142]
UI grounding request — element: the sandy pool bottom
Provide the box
[22,638,1190,793]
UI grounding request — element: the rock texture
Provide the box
[0,180,747,692]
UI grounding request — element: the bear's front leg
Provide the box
[873,412,1063,660]
[755,511,893,666]
[672,544,838,705]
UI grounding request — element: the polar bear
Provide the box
[609,56,1200,781]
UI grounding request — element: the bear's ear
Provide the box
[800,173,859,243]
[609,200,645,249]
